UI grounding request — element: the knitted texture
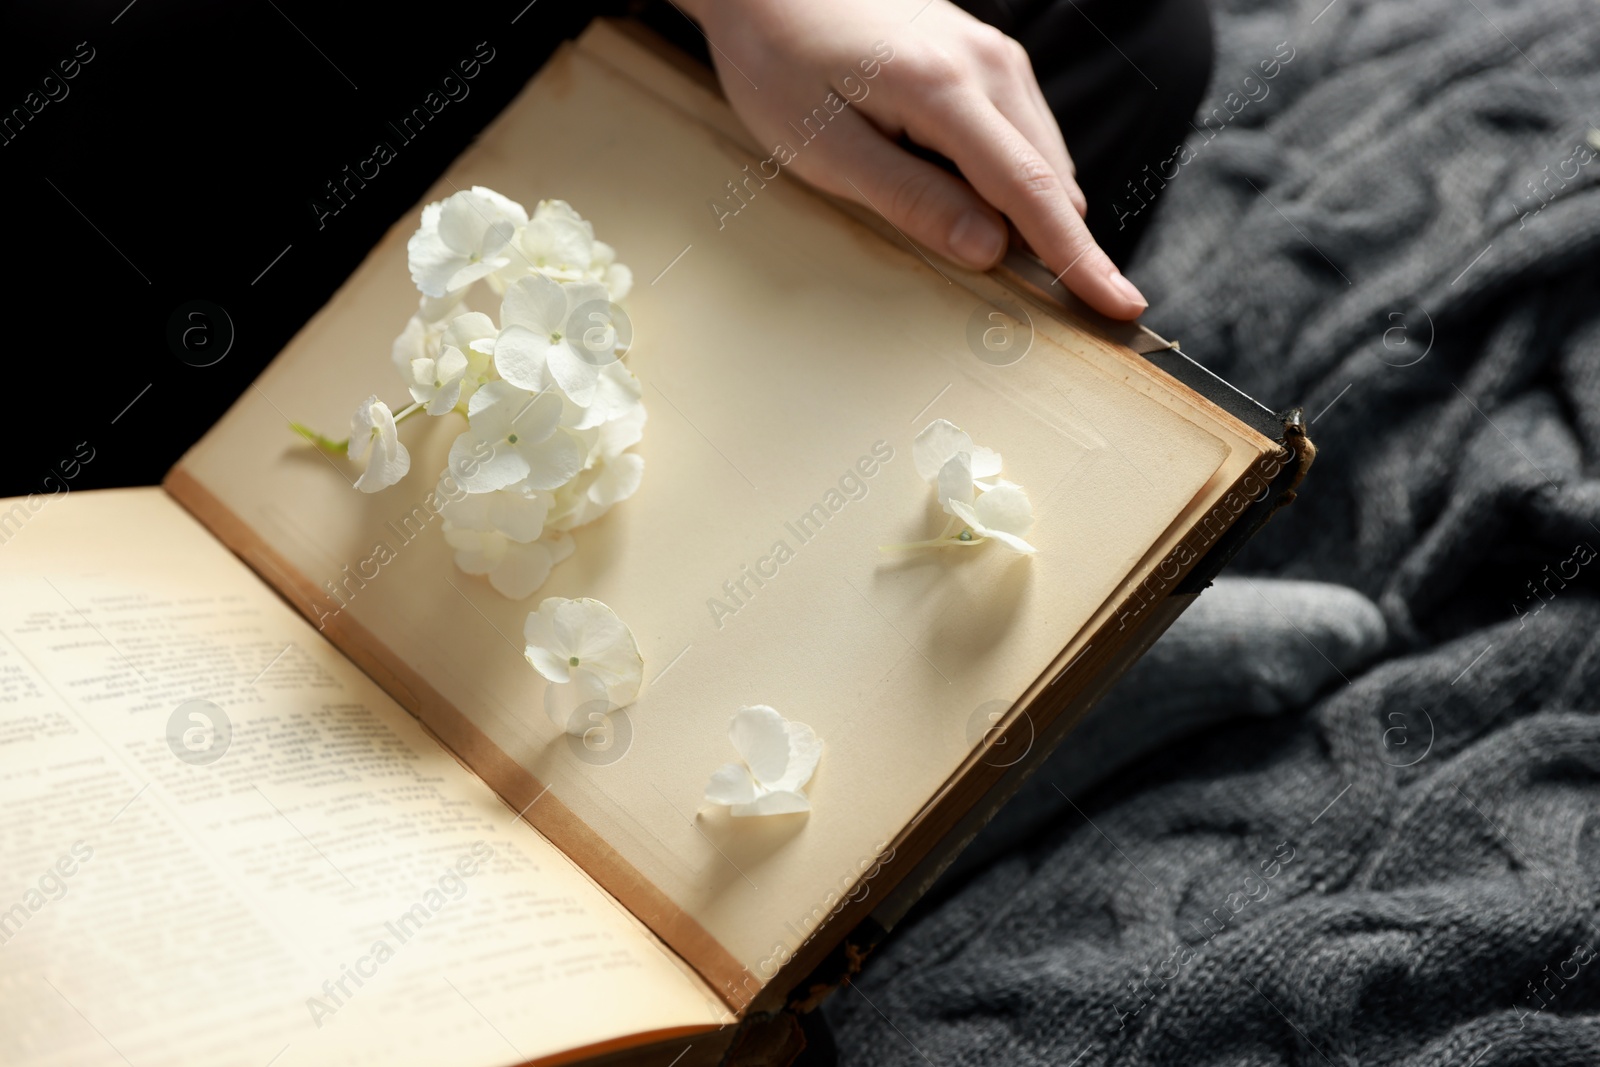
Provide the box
[826,0,1600,1061]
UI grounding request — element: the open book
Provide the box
[0,19,1303,1067]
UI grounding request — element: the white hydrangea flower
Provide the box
[494,274,616,407]
[448,381,584,493]
[408,187,529,298]
[518,199,595,280]
[349,396,410,493]
[941,454,1037,554]
[408,347,468,416]
[704,706,822,817]
[300,187,644,603]
[523,597,643,710]
[445,524,572,600]
[886,419,1036,554]
[392,312,444,381]
[408,312,496,415]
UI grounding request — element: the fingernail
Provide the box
[950,211,1006,267]
[1110,271,1148,309]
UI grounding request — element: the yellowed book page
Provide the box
[0,488,727,1067]
[171,43,1229,986]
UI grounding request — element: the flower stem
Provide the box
[879,535,989,551]
[880,515,988,551]
[290,423,349,455]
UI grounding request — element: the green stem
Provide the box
[290,423,349,455]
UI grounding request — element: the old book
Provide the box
[0,18,1305,1067]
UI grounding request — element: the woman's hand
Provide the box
[675,0,1148,319]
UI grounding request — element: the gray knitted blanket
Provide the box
[827,0,1600,1062]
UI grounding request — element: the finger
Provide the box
[960,34,1088,212]
[1019,77,1087,217]
[971,33,1085,216]
[992,80,1087,218]
[787,105,1011,271]
[902,91,1145,319]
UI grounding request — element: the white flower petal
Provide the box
[407,219,458,298]
[442,311,497,349]
[489,484,551,543]
[547,343,600,406]
[552,600,602,654]
[437,346,469,378]
[497,383,564,445]
[937,452,975,512]
[575,362,643,431]
[913,418,1002,481]
[443,257,507,294]
[729,706,793,787]
[533,199,594,238]
[449,432,526,493]
[975,482,1035,535]
[515,428,585,491]
[731,791,811,817]
[353,443,409,494]
[522,213,594,274]
[772,720,822,793]
[501,273,567,334]
[603,262,633,302]
[982,529,1038,554]
[438,193,493,252]
[469,186,530,228]
[968,446,1003,478]
[914,419,970,481]
[493,325,552,392]
[705,763,759,806]
[347,396,389,462]
[465,379,517,438]
[522,599,570,683]
[952,485,1038,554]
